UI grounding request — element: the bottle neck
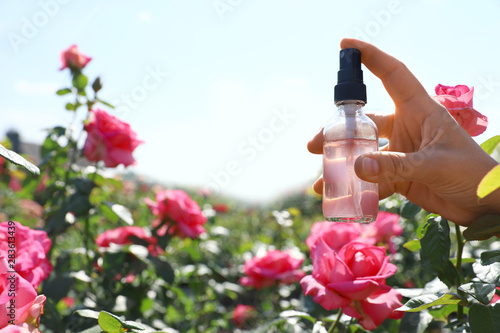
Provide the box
[336,100,365,115]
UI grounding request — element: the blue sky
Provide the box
[1,0,500,203]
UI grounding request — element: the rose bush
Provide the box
[0,222,52,289]
[145,189,207,238]
[83,108,143,168]
[434,84,488,136]
[240,249,305,289]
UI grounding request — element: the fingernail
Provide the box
[362,157,380,176]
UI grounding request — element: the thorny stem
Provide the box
[328,308,343,333]
[455,223,466,322]
[83,164,99,272]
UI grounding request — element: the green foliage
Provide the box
[397,293,468,312]
[468,303,500,333]
[0,142,40,175]
[420,216,460,287]
[477,165,500,199]
[399,199,421,219]
[480,135,500,155]
[463,215,500,241]
[459,282,496,304]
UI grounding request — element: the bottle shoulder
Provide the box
[324,111,378,141]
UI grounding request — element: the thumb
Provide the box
[354,151,429,184]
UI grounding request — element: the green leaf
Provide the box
[438,260,460,287]
[104,202,134,225]
[279,310,316,324]
[459,282,496,304]
[469,303,500,333]
[73,73,88,91]
[65,102,77,111]
[450,257,476,265]
[399,311,434,333]
[463,215,500,241]
[478,165,500,199]
[428,304,457,320]
[420,216,450,274]
[71,178,95,194]
[403,239,421,252]
[481,135,500,155]
[254,318,287,332]
[75,326,105,333]
[151,257,175,284]
[96,97,115,109]
[74,309,100,319]
[100,203,118,223]
[41,126,67,158]
[396,293,468,312]
[0,143,40,175]
[417,214,439,239]
[95,174,123,189]
[41,275,74,303]
[98,311,125,333]
[482,250,500,266]
[56,88,72,95]
[122,320,147,331]
[66,192,92,217]
[473,262,500,285]
[101,251,126,271]
[400,199,422,219]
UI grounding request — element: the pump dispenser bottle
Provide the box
[323,48,379,223]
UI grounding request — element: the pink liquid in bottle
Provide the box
[323,138,378,223]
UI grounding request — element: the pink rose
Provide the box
[212,203,229,213]
[18,200,44,219]
[300,239,402,330]
[8,178,22,192]
[0,257,39,329]
[0,325,40,333]
[59,44,92,71]
[0,222,52,289]
[361,211,403,253]
[83,109,144,168]
[435,84,472,97]
[232,305,257,328]
[434,84,488,136]
[490,287,500,304]
[95,226,161,256]
[342,289,404,330]
[306,221,367,252]
[61,297,75,308]
[15,295,46,332]
[240,250,305,289]
[0,294,45,333]
[145,190,207,239]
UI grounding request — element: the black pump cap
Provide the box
[334,48,367,103]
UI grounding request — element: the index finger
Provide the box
[340,38,431,106]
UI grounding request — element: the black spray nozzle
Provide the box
[334,48,367,103]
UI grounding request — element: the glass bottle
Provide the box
[323,48,379,223]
